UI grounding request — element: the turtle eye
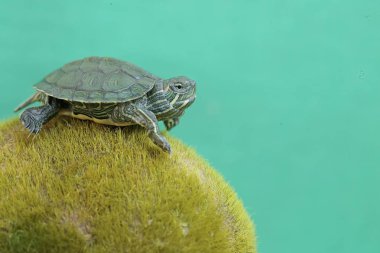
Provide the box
[174,83,183,89]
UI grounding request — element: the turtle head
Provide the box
[163,76,196,113]
[155,76,196,130]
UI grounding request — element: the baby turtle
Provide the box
[15,57,196,153]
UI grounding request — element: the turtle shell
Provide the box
[34,57,158,103]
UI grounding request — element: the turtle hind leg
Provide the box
[20,98,60,134]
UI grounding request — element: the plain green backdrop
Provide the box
[1,0,379,252]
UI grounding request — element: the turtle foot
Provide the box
[160,140,172,154]
[151,134,172,154]
[20,109,43,134]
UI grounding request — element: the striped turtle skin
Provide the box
[15,57,196,153]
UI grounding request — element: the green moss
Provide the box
[0,118,256,253]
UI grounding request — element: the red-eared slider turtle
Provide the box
[15,57,196,153]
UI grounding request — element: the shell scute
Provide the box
[59,87,75,100]
[56,71,81,89]
[88,91,104,100]
[73,90,89,101]
[104,92,119,101]
[61,59,82,73]
[121,64,147,79]
[34,57,158,103]
[45,69,65,84]
[99,59,121,74]
[79,58,100,73]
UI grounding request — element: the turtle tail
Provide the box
[14,92,43,112]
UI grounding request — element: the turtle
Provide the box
[15,57,196,153]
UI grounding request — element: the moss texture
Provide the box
[0,118,256,253]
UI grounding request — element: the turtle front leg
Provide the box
[20,98,60,134]
[135,107,171,153]
[116,103,171,153]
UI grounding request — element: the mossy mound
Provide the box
[0,118,256,253]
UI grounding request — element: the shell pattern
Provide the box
[34,57,158,103]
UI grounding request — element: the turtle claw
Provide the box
[20,109,43,134]
[158,138,172,154]
[162,141,172,154]
[152,134,172,154]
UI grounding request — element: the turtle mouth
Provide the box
[188,95,196,105]
[183,96,196,109]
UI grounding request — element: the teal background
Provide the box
[1,0,379,252]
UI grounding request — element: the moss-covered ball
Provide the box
[0,118,256,253]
